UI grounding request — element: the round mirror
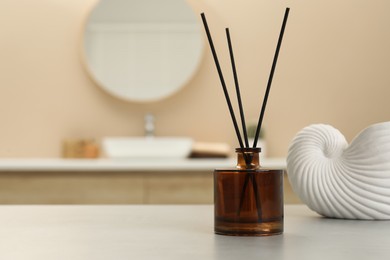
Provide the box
[83,0,203,102]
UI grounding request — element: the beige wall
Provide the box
[0,0,389,158]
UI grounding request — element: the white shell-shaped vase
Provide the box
[287,122,390,219]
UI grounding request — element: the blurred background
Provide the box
[0,0,389,204]
[1,0,390,157]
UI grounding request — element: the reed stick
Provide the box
[226,28,249,148]
[200,13,246,151]
[252,7,290,148]
[237,8,290,217]
[236,171,262,218]
[251,175,262,218]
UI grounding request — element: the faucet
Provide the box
[144,113,155,137]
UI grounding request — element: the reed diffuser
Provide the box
[201,8,290,236]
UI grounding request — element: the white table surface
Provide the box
[0,205,388,260]
[0,158,286,172]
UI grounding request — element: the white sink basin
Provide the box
[102,137,193,159]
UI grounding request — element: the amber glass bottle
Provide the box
[214,148,283,236]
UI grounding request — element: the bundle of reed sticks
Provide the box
[200,8,290,160]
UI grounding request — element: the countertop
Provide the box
[0,157,286,171]
[0,205,388,260]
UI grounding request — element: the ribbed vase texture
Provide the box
[287,122,390,219]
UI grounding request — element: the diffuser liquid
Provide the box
[214,168,284,236]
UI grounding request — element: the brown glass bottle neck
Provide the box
[236,148,261,169]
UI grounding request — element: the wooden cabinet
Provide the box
[0,171,300,204]
[0,172,144,204]
[145,173,213,204]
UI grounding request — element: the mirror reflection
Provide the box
[83,0,203,102]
